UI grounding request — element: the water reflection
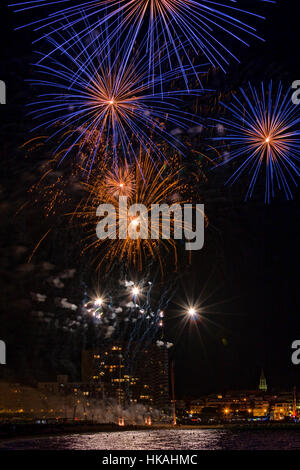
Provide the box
[1,429,300,450]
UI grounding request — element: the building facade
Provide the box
[81,343,170,410]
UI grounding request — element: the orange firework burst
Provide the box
[104,163,136,200]
[73,151,188,273]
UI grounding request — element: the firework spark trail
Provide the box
[11,1,275,78]
[125,273,176,378]
[127,277,155,355]
[138,273,175,342]
[213,82,300,203]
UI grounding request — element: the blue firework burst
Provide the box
[214,82,300,203]
[11,0,275,79]
[28,20,208,173]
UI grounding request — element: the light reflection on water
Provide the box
[1,429,300,450]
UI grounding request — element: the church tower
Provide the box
[259,368,267,392]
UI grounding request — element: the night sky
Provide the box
[0,1,299,398]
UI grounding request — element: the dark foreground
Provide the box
[1,423,300,450]
[1,427,300,450]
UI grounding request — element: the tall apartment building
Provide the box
[81,343,170,410]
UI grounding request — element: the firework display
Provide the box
[73,150,186,273]
[9,1,299,331]
[5,0,300,407]
[30,268,174,360]
[213,82,300,202]
[3,0,300,445]
[81,275,173,348]
[28,22,208,171]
